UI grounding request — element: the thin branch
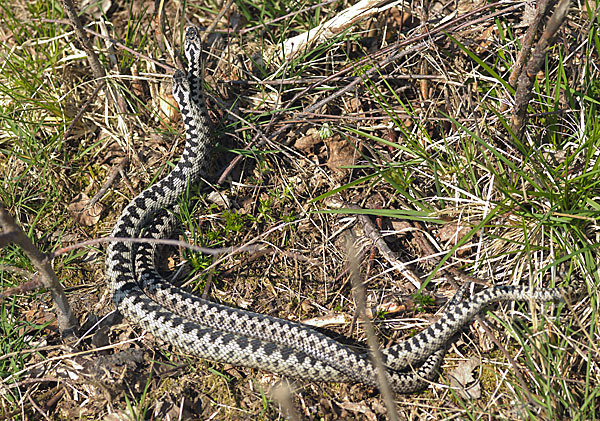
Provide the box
[509,0,554,88]
[346,233,400,420]
[510,0,572,138]
[279,0,403,59]
[0,206,79,335]
[42,18,176,72]
[62,0,106,81]
[269,39,432,142]
[63,82,103,141]
[87,156,129,209]
[268,2,523,142]
[50,236,267,260]
[239,0,338,35]
[202,0,236,44]
[0,278,43,300]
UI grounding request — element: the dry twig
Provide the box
[346,232,400,420]
[278,0,403,59]
[0,206,79,335]
[62,0,106,81]
[510,0,572,138]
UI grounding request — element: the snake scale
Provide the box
[105,26,582,393]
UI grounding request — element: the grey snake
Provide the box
[105,26,582,393]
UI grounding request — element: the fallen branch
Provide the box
[278,0,403,59]
[0,205,79,336]
[510,0,572,138]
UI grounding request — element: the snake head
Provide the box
[184,26,203,79]
[185,26,202,54]
[186,25,201,42]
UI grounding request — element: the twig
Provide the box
[27,393,51,421]
[508,0,554,89]
[330,200,423,288]
[239,0,338,35]
[42,18,176,73]
[60,0,132,137]
[50,236,267,260]
[409,221,536,402]
[221,74,455,86]
[279,0,402,59]
[510,0,572,138]
[0,278,43,300]
[346,233,399,420]
[0,205,79,335]
[473,314,534,402]
[267,1,522,141]
[63,82,104,141]
[500,0,553,114]
[270,39,432,142]
[61,0,106,81]
[0,264,36,280]
[87,156,129,209]
[202,0,236,44]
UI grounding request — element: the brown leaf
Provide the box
[156,81,180,128]
[389,6,413,28]
[68,193,104,226]
[345,97,361,113]
[390,219,412,235]
[294,128,322,152]
[449,356,481,399]
[325,135,357,176]
[337,400,376,421]
[438,221,471,246]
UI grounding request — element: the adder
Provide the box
[105,26,582,393]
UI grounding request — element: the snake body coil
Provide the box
[105,26,580,393]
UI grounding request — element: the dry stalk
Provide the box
[0,205,79,335]
[346,233,400,421]
[62,0,106,81]
[510,0,572,138]
[278,0,404,59]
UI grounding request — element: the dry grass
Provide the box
[1,0,599,419]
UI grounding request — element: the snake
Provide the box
[105,26,582,393]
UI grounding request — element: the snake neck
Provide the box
[106,70,210,306]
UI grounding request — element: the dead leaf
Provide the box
[438,221,470,244]
[438,221,473,256]
[294,128,322,152]
[389,6,413,28]
[324,135,357,176]
[365,299,409,318]
[345,97,361,113]
[207,191,231,208]
[156,80,180,127]
[390,219,413,235]
[20,301,56,335]
[302,313,347,328]
[449,356,481,399]
[337,400,376,421]
[68,193,104,226]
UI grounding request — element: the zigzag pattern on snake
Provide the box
[105,26,582,393]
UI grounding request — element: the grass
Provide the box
[0,0,599,419]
